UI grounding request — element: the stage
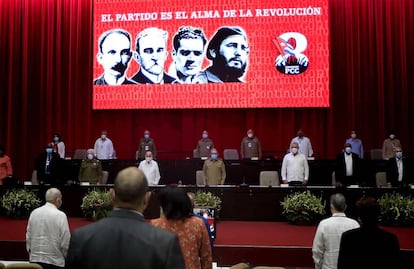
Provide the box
[1,217,413,268]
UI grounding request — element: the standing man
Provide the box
[281,142,309,186]
[204,26,249,82]
[78,149,103,184]
[312,193,360,269]
[203,148,226,185]
[65,167,185,269]
[345,130,364,158]
[338,196,402,269]
[93,29,136,85]
[334,143,361,186]
[170,26,208,84]
[93,130,115,160]
[26,188,70,269]
[386,147,410,187]
[240,129,262,159]
[132,27,176,84]
[35,143,64,185]
[138,151,161,186]
[195,130,214,159]
[137,130,157,160]
[290,129,313,158]
[382,131,402,160]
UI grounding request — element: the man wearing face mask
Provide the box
[26,188,70,269]
[203,148,226,185]
[78,149,103,184]
[382,131,402,160]
[93,130,115,160]
[334,143,361,187]
[138,151,160,186]
[240,129,262,160]
[290,129,313,158]
[345,131,364,159]
[137,130,157,160]
[195,130,214,159]
[35,143,64,185]
[386,147,410,187]
[281,142,309,186]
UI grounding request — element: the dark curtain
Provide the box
[1,0,413,180]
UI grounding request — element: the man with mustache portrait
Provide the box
[94,29,136,85]
[204,26,250,83]
[131,27,176,84]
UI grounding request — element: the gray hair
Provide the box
[45,188,62,203]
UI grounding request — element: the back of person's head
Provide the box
[45,188,62,208]
[356,196,380,226]
[114,167,148,207]
[159,185,192,220]
[330,193,347,212]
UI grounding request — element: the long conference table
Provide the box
[10,158,412,221]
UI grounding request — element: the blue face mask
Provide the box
[345,147,352,154]
[53,137,59,142]
[46,148,53,154]
[396,151,403,159]
[210,153,218,160]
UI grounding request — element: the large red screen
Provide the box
[93,0,329,109]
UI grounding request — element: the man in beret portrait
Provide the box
[204,26,250,83]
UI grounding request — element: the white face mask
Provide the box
[202,134,208,139]
[144,134,150,139]
[345,147,352,154]
[87,154,94,160]
[291,148,298,154]
[145,157,152,162]
[389,134,395,140]
[247,133,253,138]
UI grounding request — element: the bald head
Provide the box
[114,167,148,207]
[45,188,62,203]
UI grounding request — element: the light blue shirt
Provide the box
[345,138,364,158]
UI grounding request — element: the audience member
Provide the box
[151,186,212,269]
[93,29,135,85]
[382,130,402,160]
[137,130,157,160]
[195,130,214,159]
[93,130,115,160]
[334,143,362,186]
[0,145,13,184]
[203,148,226,185]
[78,149,103,184]
[187,192,214,250]
[138,151,160,185]
[26,188,70,269]
[51,133,65,159]
[345,130,364,158]
[337,196,402,269]
[290,129,313,158]
[281,142,309,186]
[65,167,185,269]
[170,26,208,83]
[312,193,359,269]
[131,27,176,84]
[240,129,262,159]
[204,26,249,83]
[386,147,410,187]
[35,143,64,185]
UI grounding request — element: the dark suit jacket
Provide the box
[35,151,63,185]
[386,157,409,187]
[131,70,176,84]
[65,209,185,269]
[337,226,402,269]
[334,152,361,185]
